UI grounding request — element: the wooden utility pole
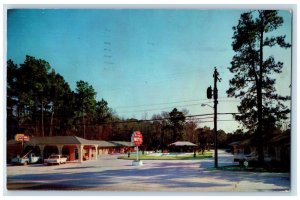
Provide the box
[213,67,221,168]
[206,67,221,168]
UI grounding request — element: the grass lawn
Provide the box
[118,152,213,160]
[208,165,290,173]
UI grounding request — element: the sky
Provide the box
[6,9,292,133]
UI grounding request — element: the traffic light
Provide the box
[207,86,212,99]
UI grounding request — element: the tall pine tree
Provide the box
[227,11,291,164]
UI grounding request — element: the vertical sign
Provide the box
[131,131,143,161]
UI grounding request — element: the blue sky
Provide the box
[7,9,292,132]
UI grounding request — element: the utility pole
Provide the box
[213,67,221,168]
[207,67,221,168]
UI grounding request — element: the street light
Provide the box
[201,103,214,109]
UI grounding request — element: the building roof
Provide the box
[169,141,197,146]
[239,138,254,146]
[268,133,290,145]
[228,136,256,146]
[7,140,23,145]
[13,136,133,147]
[28,136,98,145]
[229,133,290,147]
[110,141,133,147]
[97,141,133,147]
[98,140,115,147]
[228,141,241,146]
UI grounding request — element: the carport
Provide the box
[7,136,134,163]
[27,136,99,162]
[169,141,197,152]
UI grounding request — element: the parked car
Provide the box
[233,151,257,166]
[233,152,245,162]
[244,152,258,161]
[44,154,67,165]
[11,151,42,165]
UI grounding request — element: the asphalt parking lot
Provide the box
[5,150,291,194]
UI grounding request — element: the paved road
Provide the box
[6,150,290,193]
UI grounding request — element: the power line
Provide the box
[192,120,237,123]
[97,112,240,125]
[115,98,239,110]
[115,100,239,114]
[115,99,206,109]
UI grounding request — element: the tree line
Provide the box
[7,55,113,139]
[7,56,249,150]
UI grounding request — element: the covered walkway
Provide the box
[8,136,133,163]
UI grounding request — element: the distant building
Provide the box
[169,141,197,152]
[229,133,290,166]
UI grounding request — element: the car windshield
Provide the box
[49,155,59,159]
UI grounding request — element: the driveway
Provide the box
[6,150,290,193]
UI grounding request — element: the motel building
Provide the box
[7,136,134,163]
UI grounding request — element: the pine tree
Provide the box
[227,11,291,164]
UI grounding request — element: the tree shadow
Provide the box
[7,161,290,191]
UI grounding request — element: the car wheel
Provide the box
[239,160,244,166]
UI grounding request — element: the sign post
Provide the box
[131,131,143,166]
[136,144,139,162]
[15,134,30,152]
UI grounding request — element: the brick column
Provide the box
[88,147,92,160]
[78,145,83,163]
[39,145,45,158]
[69,146,76,161]
[57,145,63,155]
[94,145,98,160]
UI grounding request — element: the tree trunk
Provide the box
[34,97,38,136]
[82,108,85,139]
[50,105,54,136]
[41,97,44,137]
[161,131,164,152]
[257,15,265,165]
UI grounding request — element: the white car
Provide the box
[44,154,67,165]
[243,152,258,161]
